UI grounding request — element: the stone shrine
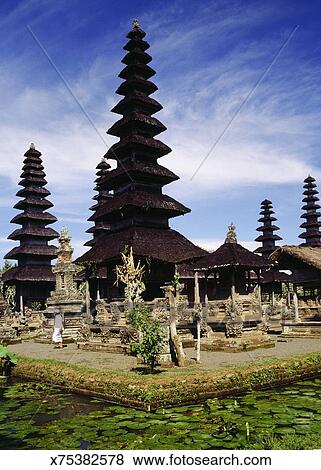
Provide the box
[37,228,86,343]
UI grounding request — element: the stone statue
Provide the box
[225,222,237,244]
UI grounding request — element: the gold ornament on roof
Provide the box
[133,19,139,28]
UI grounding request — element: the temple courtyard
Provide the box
[7,336,321,372]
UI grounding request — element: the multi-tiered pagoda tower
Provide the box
[255,199,282,259]
[84,157,113,248]
[77,21,205,299]
[299,176,321,246]
[3,144,58,310]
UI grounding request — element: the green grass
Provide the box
[12,350,321,409]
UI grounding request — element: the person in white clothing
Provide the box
[52,312,64,349]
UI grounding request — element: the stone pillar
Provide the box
[194,271,200,306]
[158,325,172,365]
[271,291,275,306]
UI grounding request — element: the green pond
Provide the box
[1,378,321,450]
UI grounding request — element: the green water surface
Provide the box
[1,378,321,449]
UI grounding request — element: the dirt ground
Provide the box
[8,336,321,372]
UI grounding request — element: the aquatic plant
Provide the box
[2,378,321,450]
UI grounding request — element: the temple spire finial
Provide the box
[133,19,139,28]
[29,142,36,150]
[225,223,237,244]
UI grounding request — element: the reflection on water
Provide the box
[1,378,321,449]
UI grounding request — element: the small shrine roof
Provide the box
[193,242,268,271]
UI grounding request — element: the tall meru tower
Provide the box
[77,21,205,300]
[3,144,58,310]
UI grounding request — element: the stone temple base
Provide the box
[281,321,321,338]
[0,337,22,346]
[201,332,275,352]
[77,341,130,354]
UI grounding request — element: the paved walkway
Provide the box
[8,336,321,372]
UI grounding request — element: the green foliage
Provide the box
[171,272,180,288]
[145,256,152,274]
[127,305,164,372]
[76,261,97,277]
[30,301,43,311]
[0,344,17,377]
[122,244,129,255]
[0,261,15,275]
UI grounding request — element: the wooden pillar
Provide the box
[20,289,24,314]
[204,274,209,305]
[85,280,90,316]
[96,279,100,300]
[194,271,200,306]
[287,290,291,308]
[293,292,299,322]
[231,269,236,306]
[196,319,201,363]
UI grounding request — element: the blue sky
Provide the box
[1,0,321,261]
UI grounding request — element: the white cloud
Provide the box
[191,238,259,253]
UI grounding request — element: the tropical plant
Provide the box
[3,285,16,311]
[128,305,164,372]
[0,344,17,377]
[115,246,145,308]
[30,301,43,311]
[0,261,15,274]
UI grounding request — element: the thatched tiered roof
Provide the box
[4,144,58,283]
[255,199,282,258]
[299,176,321,246]
[77,21,203,271]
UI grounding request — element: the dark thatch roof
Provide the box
[105,134,171,159]
[2,265,55,282]
[76,227,206,265]
[108,112,166,137]
[91,191,190,221]
[100,161,178,186]
[8,227,59,240]
[270,245,321,271]
[177,263,206,278]
[260,269,292,284]
[193,242,268,271]
[111,94,162,115]
[4,244,57,260]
